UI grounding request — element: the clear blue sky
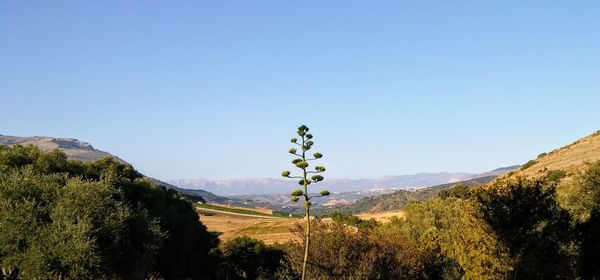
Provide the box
[1,1,599,180]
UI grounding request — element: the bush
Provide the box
[438,184,471,200]
[545,170,567,184]
[395,198,511,279]
[477,179,576,279]
[0,145,218,279]
[330,212,378,230]
[571,161,600,278]
[520,159,537,170]
[213,237,292,280]
[285,220,426,280]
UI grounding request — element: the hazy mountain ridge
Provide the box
[333,175,500,214]
[233,188,404,214]
[334,130,600,215]
[233,166,520,215]
[170,172,477,196]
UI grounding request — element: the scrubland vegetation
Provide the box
[0,145,217,279]
[276,161,600,279]
[209,162,600,279]
[2,144,600,279]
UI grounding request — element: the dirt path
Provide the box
[196,207,286,219]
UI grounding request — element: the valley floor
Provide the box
[198,204,405,244]
[198,210,299,244]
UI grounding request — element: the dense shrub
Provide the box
[0,145,218,279]
[537,152,548,159]
[329,212,378,230]
[395,198,511,279]
[520,159,537,170]
[212,237,292,280]
[438,184,471,200]
[545,169,567,184]
[572,162,600,278]
[285,219,426,280]
[477,179,576,279]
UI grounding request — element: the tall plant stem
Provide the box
[301,135,310,280]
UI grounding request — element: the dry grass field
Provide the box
[193,129,600,246]
[198,203,406,244]
[502,130,600,180]
[207,203,275,215]
[357,210,405,223]
[198,210,300,244]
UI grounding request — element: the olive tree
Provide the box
[281,125,329,280]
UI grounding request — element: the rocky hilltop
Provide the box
[0,134,125,163]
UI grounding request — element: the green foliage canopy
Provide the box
[0,145,218,279]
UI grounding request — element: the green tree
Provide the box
[214,236,291,279]
[0,168,161,279]
[286,220,426,280]
[330,212,378,231]
[281,125,329,280]
[477,179,576,279]
[438,184,471,200]
[0,145,218,279]
[393,198,511,279]
[569,161,600,278]
[545,170,567,184]
[579,208,600,279]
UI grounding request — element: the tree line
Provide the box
[215,161,600,279]
[0,145,217,279]
[2,144,600,279]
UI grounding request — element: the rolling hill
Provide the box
[344,130,600,214]
[329,174,508,214]
[336,130,600,214]
[0,135,127,163]
[500,130,600,180]
[0,134,220,203]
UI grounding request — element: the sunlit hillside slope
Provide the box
[501,130,600,180]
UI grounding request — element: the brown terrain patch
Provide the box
[500,130,600,181]
[208,203,275,215]
[199,211,300,244]
[357,210,405,223]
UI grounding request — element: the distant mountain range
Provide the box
[335,130,600,214]
[216,168,519,215]
[0,133,522,213]
[6,129,598,215]
[330,175,500,214]
[169,167,519,196]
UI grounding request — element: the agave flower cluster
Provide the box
[281,125,329,204]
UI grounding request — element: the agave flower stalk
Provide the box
[281,125,328,280]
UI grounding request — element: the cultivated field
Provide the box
[197,205,300,244]
[198,204,406,244]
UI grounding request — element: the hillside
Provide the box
[335,176,497,213]
[332,166,519,214]
[343,129,600,215]
[501,130,600,180]
[0,134,219,202]
[0,134,127,163]
[212,167,522,215]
